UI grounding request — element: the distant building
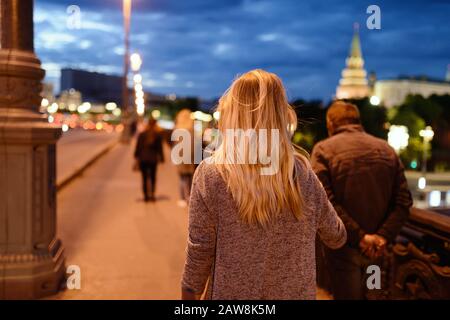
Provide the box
[335,24,370,100]
[60,68,167,108]
[61,68,123,104]
[374,75,450,108]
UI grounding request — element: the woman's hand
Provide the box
[181,288,202,300]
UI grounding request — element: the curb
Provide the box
[56,139,119,191]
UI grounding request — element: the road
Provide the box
[57,129,119,187]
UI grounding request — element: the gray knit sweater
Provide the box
[182,158,346,300]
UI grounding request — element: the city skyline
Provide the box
[35,0,450,101]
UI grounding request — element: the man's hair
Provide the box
[327,101,361,128]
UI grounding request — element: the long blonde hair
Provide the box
[212,69,306,227]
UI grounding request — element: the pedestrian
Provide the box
[311,100,412,300]
[173,109,196,208]
[134,117,164,202]
[181,69,346,300]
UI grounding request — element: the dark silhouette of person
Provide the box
[311,101,412,299]
[134,118,164,201]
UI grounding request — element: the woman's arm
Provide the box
[181,164,217,299]
[307,165,347,249]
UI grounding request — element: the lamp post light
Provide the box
[130,53,146,117]
[388,125,409,154]
[418,126,434,189]
[130,52,142,72]
[120,0,132,143]
[370,95,380,106]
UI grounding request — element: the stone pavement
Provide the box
[52,142,188,299]
[50,137,331,299]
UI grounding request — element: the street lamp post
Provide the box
[120,0,132,143]
[388,125,409,154]
[419,125,434,176]
[0,0,65,299]
[130,53,145,119]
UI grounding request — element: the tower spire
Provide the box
[335,23,370,99]
[350,22,362,58]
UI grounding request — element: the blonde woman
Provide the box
[173,109,196,207]
[181,69,346,300]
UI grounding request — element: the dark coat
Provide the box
[311,124,412,247]
[134,130,164,164]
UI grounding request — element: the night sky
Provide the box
[34,0,450,101]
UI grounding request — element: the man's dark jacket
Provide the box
[311,124,412,247]
[134,131,164,164]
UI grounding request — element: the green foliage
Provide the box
[390,108,425,137]
[403,94,443,126]
[398,137,428,170]
[341,97,388,139]
[291,94,450,171]
[291,99,327,152]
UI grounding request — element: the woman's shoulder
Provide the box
[194,159,222,183]
[294,154,313,177]
[294,154,322,194]
[191,160,229,205]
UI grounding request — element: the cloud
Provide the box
[35,0,450,100]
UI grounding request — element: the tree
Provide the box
[403,94,442,126]
[390,107,425,137]
[344,97,388,139]
[291,99,327,152]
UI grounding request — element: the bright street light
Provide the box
[130,53,142,72]
[370,95,380,106]
[151,109,161,119]
[134,74,142,83]
[388,125,409,153]
[419,125,434,177]
[419,126,434,141]
[41,98,49,108]
[105,102,117,111]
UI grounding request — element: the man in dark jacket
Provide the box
[311,101,412,299]
[134,118,164,201]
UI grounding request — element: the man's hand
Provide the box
[359,234,387,259]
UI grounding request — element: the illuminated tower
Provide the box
[336,23,370,99]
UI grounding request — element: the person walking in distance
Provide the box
[181,69,346,300]
[311,101,412,300]
[173,109,196,208]
[134,117,164,202]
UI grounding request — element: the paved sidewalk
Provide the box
[53,142,188,299]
